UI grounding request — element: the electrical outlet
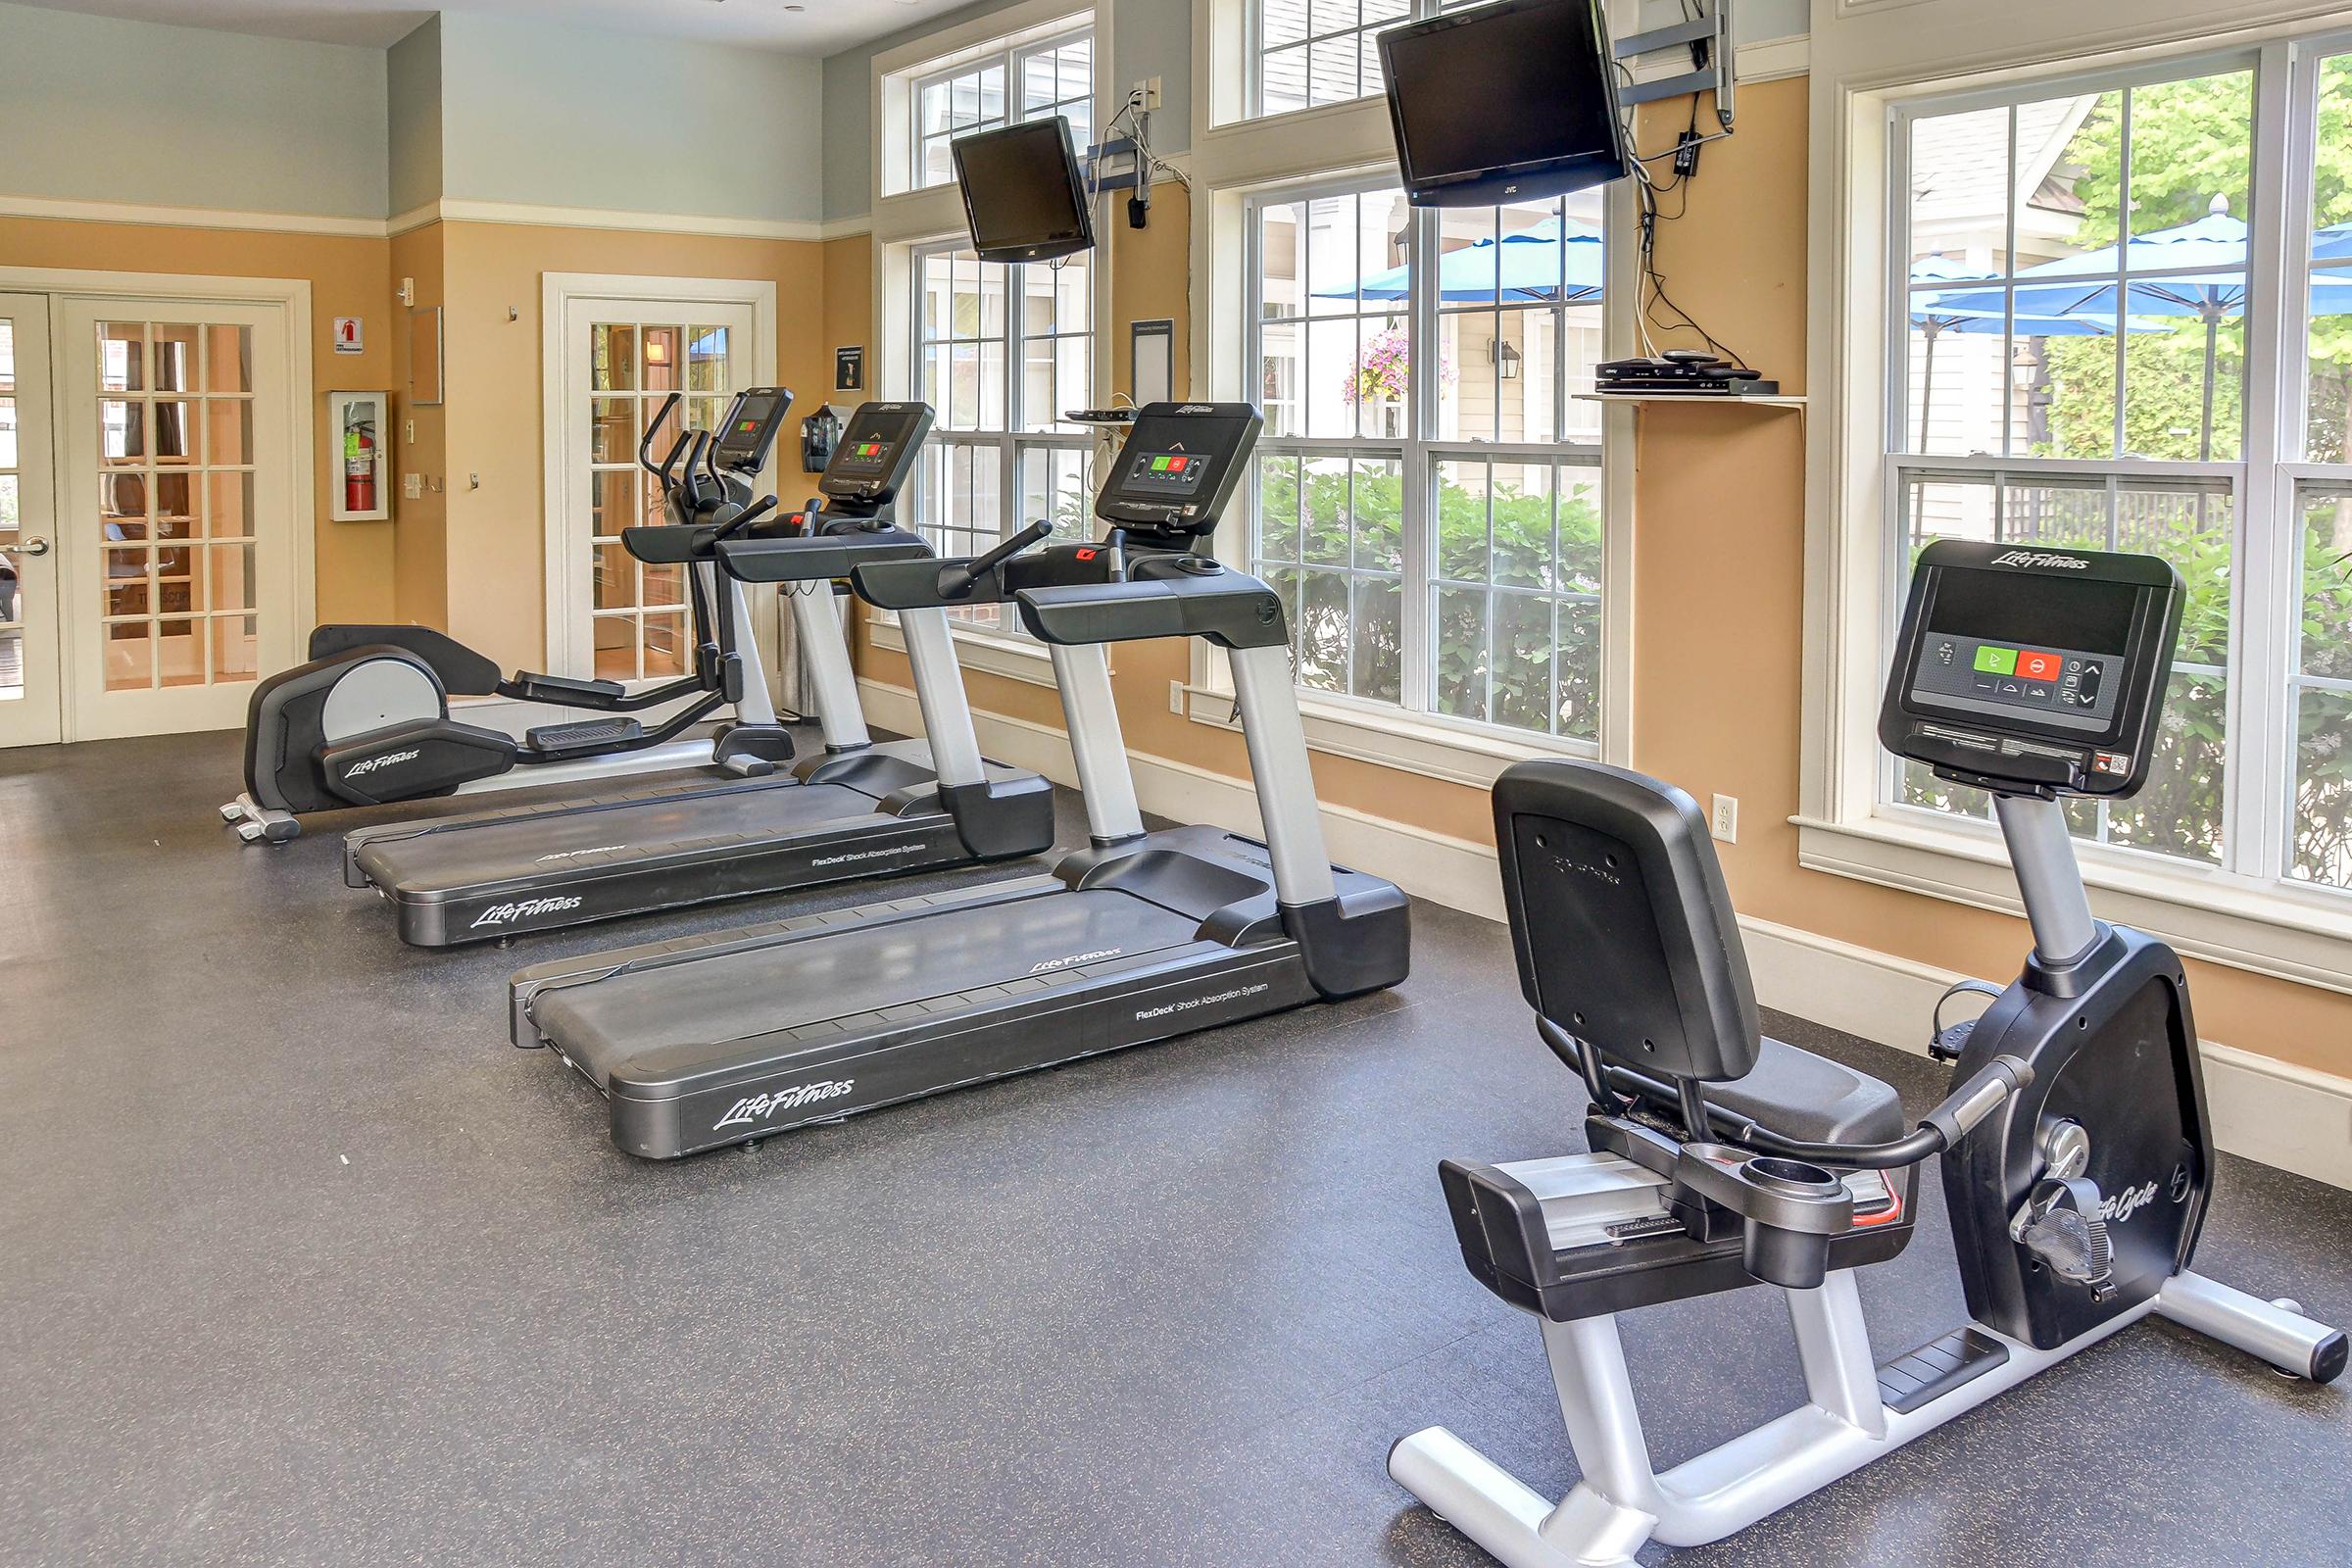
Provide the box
[1711,794,1739,844]
[1137,75,1162,112]
[1168,678,1186,714]
[402,473,423,501]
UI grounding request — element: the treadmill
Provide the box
[339,401,1054,946]
[510,401,1412,1158]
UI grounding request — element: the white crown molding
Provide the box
[0,192,386,238]
[1626,31,1812,86]
[0,191,848,245]
[854,672,2352,1194]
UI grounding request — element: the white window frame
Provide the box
[1185,13,1640,786]
[906,24,1096,194]
[869,3,1110,686]
[1804,4,2352,994]
[1199,173,1617,765]
[874,1,1100,203]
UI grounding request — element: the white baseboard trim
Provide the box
[863,673,2352,1192]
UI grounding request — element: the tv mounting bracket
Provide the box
[1616,0,1736,131]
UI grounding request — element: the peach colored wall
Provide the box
[0,215,399,624]
[428,221,832,672]
[388,220,448,629]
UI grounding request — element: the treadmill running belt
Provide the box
[531,889,1202,1083]
[355,781,887,892]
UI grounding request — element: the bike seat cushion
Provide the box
[1705,1035,1907,1147]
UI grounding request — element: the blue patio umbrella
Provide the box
[1317,216,1606,305]
[1925,200,2352,457]
[1908,256,2148,452]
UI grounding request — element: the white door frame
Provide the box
[541,271,779,678]
[0,265,316,651]
[0,293,60,748]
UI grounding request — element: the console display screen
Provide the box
[712,390,787,465]
[1118,447,1214,498]
[1908,565,2141,733]
[831,409,918,477]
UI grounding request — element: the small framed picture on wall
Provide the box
[327,391,392,522]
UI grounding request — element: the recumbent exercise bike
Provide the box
[221,387,799,843]
[1391,539,2344,1568]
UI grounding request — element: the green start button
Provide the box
[1974,645,2019,675]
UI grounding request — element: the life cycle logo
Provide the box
[2094,1180,2160,1225]
[345,748,421,778]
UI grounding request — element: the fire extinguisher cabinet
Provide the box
[328,391,392,522]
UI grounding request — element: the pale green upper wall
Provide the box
[388,17,443,218]
[434,12,825,222]
[0,0,388,219]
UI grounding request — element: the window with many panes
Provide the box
[912,24,1093,190]
[1251,0,1490,120]
[1247,181,1609,742]
[906,242,1096,632]
[1889,48,2352,893]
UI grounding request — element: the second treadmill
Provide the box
[510,402,1411,1157]
[341,402,1055,946]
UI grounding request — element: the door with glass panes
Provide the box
[558,300,761,683]
[0,296,60,747]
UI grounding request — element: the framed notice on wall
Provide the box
[328,391,392,522]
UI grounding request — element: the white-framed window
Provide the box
[1807,18,2352,989]
[905,240,1097,634]
[1248,0,1489,122]
[1885,50,2351,892]
[1241,178,1611,745]
[908,24,1094,191]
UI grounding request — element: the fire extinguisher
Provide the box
[344,418,376,513]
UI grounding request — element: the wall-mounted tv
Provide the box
[952,117,1096,265]
[1379,0,1633,208]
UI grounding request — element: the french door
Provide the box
[553,292,764,682]
[0,294,61,747]
[55,297,298,738]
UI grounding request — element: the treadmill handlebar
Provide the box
[1014,557,1290,650]
[717,527,932,584]
[941,521,1053,600]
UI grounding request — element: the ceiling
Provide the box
[8,0,975,55]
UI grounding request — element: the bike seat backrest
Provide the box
[1494,758,1761,1085]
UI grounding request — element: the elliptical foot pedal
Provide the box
[526,715,644,757]
[1877,1326,2010,1415]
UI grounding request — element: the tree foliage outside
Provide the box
[1255,456,1603,740]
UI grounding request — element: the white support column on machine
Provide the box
[789,582,872,752]
[705,563,778,726]
[1227,643,1339,906]
[895,605,986,788]
[1785,1271,1887,1438]
[1993,794,2099,965]
[1049,642,1145,843]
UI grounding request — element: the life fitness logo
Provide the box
[714,1079,856,1130]
[344,748,421,779]
[1990,550,2091,570]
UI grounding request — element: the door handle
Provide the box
[19,536,48,557]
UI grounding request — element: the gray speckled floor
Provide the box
[3,730,2348,1568]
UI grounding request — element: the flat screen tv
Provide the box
[1379,0,1633,208]
[952,117,1096,264]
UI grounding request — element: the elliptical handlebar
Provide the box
[640,391,687,481]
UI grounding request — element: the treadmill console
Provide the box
[1094,402,1263,539]
[818,402,935,508]
[710,387,794,472]
[1879,540,2181,797]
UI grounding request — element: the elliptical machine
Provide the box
[221,388,799,843]
[1390,540,2343,1568]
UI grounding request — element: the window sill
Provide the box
[1184,683,1596,790]
[1794,811,2352,996]
[863,616,1060,688]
